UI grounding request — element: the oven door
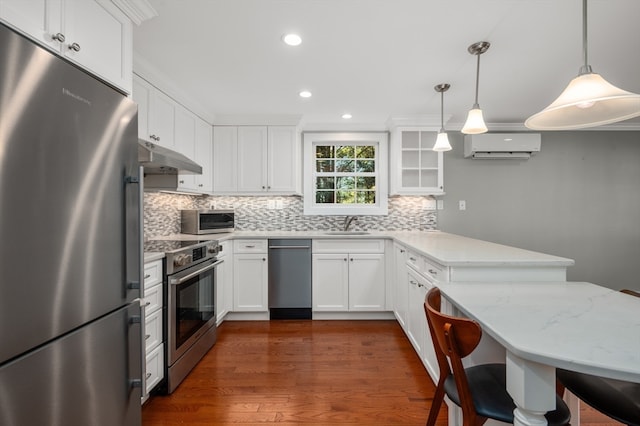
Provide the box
[167,258,222,365]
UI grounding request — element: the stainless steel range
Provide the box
[145,239,222,393]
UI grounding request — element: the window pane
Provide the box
[356,177,376,189]
[316,191,335,204]
[336,177,355,189]
[335,159,355,172]
[355,160,375,173]
[316,146,334,158]
[316,177,335,189]
[356,191,376,204]
[316,160,334,172]
[356,145,375,158]
[335,146,354,158]
[336,191,355,203]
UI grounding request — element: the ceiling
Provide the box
[132,0,640,130]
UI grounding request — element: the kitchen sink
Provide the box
[323,231,370,235]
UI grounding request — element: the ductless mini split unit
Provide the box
[463,133,541,159]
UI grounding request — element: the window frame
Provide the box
[303,132,388,216]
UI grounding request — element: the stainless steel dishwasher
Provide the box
[268,239,312,319]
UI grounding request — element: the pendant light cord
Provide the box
[473,54,481,108]
[440,90,445,131]
[580,0,592,74]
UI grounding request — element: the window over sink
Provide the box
[303,132,388,215]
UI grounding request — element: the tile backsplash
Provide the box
[144,193,437,239]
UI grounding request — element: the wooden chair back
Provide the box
[424,287,484,426]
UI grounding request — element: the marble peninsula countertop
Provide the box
[146,230,574,268]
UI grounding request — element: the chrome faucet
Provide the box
[343,215,358,231]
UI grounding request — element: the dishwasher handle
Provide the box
[268,245,311,250]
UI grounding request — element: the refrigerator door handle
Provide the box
[124,167,144,299]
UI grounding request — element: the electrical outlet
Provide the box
[423,199,437,210]
[437,200,444,210]
[276,200,283,209]
[267,200,276,209]
[459,200,466,211]
[209,203,216,210]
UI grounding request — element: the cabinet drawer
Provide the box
[145,344,164,394]
[144,308,162,352]
[313,239,385,254]
[405,249,424,271]
[142,283,162,315]
[234,239,267,253]
[144,260,163,289]
[424,258,446,281]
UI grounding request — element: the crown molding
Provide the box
[111,0,157,25]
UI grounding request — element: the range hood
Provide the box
[138,140,202,174]
[138,140,203,192]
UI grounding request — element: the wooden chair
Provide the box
[556,289,640,426]
[424,287,571,426]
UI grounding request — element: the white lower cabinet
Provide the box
[406,265,438,380]
[393,243,409,328]
[233,240,268,311]
[312,239,386,312]
[141,258,164,403]
[216,240,233,323]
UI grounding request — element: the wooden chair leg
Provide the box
[426,380,446,426]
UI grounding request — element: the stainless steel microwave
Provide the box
[180,209,235,234]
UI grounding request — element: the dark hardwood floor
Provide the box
[142,320,622,426]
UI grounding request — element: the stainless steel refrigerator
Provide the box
[0,23,142,426]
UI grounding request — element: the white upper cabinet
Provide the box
[192,119,213,193]
[213,125,300,195]
[133,74,175,150]
[212,126,238,193]
[390,127,444,195]
[0,0,133,93]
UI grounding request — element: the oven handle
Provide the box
[169,259,223,286]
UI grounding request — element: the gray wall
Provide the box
[438,131,640,291]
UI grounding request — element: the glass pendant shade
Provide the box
[461,108,488,134]
[432,131,452,151]
[525,73,640,130]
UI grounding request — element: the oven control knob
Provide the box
[208,245,218,254]
[174,254,191,266]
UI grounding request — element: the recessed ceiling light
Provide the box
[282,34,302,46]
[299,90,312,98]
[342,113,352,119]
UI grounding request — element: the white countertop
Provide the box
[147,230,574,268]
[439,281,640,382]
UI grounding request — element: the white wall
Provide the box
[438,131,640,291]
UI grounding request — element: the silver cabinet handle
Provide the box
[262,258,266,261]
[343,258,347,261]
[409,257,417,262]
[428,269,438,275]
[245,245,255,248]
[269,246,310,250]
[198,184,203,187]
[146,373,152,379]
[52,32,66,42]
[143,301,151,307]
[144,274,151,279]
[400,249,405,253]
[68,42,81,52]
[145,334,151,340]
[149,134,160,141]
[409,280,417,286]
[179,180,184,184]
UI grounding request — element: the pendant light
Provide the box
[432,84,452,151]
[525,0,640,130]
[461,41,491,134]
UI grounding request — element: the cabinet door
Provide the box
[174,105,196,191]
[194,118,213,193]
[392,128,444,195]
[0,0,59,50]
[312,254,349,311]
[213,126,238,193]
[348,253,385,311]
[148,89,175,149]
[394,244,409,329]
[237,126,267,192]
[132,75,150,142]
[233,253,268,311]
[406,268,426,356]
[268,126,298,193]
[63,0,132,92]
